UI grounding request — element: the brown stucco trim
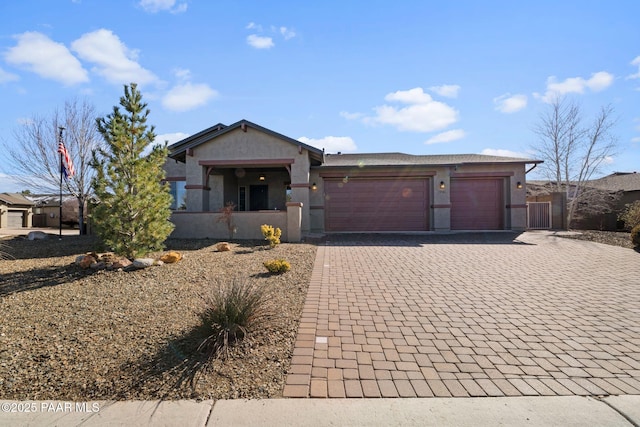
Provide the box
[310,205,324,210]
[451,172,515,177]
[286,202,303,207]
[164,176,186,181]
[431,204,451,208]
[290,183,311,188]
[185,185,210,190]
[507,204,528,208]
[199,158,295,166]
[319,171,436,178]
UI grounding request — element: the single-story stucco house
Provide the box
[164,119,542,241]
[0,192,34,229]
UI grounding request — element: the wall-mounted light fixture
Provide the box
[259,174,266,181]
[517,181,523,189]
[439,181,446,190]
[311,182,317,191]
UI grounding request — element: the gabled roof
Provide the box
[588,172,640,192]
[319,152,542,168]
[168,119,324,164]
[0,192,35,206]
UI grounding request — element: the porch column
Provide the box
[290,184,310,233]
[286,202,303,242]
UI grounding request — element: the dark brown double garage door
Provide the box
[325,177,504,232]
[324,178,429,232]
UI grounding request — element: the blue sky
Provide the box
[1,0,639,192]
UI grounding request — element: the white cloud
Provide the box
[4,32,89,86]
[480,148,530,159]
[298,136,357,153]
[534,71,614,103]
[429,84,460,98]
[162,82,218,112]
[246,34,274,49]
[603,156,614,165]
[246,22,263,31]
[631,137,640,143]
[154,132,190,145]
[280,26,296,40]
[340,111,364,120]
[368,87,458,132]
[142,132,190,156]
[0,67,19,83]
[628,55,640,80]
[425,129,466,145]
[139,0,187,13]
[494,93,527,113]
[173,67,191,82]
[71,29,157,85]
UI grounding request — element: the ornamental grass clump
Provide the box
[263,259,291,274]
[198,277,271,360]
[261,224,281,248]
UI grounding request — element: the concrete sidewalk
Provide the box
[1,396,639,426]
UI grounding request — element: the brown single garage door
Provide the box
[450,178,504,230]
[325,178,429,232]
[8,210,24,228]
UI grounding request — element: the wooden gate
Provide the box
[527,202,551,229]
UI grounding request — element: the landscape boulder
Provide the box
[132,258,155,269]
[216,242,231,252]
[27,231,48,241]
[160,251,182,263]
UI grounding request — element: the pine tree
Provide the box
[91,83,174,258]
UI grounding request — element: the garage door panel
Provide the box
[450,179,503,230]
[8,211,23,228]
[325,179,429,232]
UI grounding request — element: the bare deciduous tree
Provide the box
[532,96,618,227]
[2,99,102,234]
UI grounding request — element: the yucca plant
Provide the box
[198,277,271,360]
[0,241,12,260]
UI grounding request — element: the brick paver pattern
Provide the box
[283,232,640,398]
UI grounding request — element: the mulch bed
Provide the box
[0,235,317,401]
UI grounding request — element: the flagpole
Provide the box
[58,127,65,240]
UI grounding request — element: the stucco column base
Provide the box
[286,202,302,242]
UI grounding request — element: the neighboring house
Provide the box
[527,172,640,230]
[27,195,80,228]
[587,172,640,229]
[165,119,542,241]
[0,193,34,229]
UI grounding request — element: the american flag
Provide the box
[58,142,75,179]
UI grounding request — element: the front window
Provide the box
[169,181,186,210]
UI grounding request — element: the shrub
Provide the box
[263,259,291,274]
[261,224,281,248]
[631,225,640,247]
[217,202,237,240]
[198,277,271,360]
[618,200,640,231]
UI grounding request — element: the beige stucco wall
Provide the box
[170,211,288,240]
[163,158,186,178]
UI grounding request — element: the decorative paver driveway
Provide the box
[283,232,640,398]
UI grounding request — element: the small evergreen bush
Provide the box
[198,277,271,360]
[631,225,640,247]
[261,224,281,248]
[263,259,291,274]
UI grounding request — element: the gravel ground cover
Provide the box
[0,235,317,401]
[560,230,636,250]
